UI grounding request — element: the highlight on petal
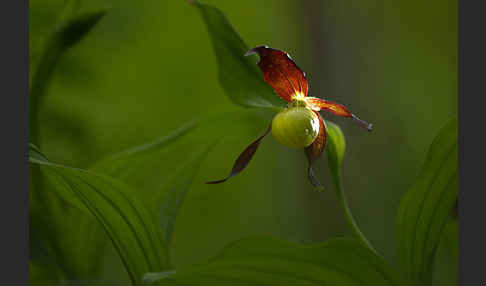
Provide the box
[305,97,373,131]
[304,112,327,191]
[245,46,308,102]
[206,125,271,184]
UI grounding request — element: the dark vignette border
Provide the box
[0,0,479,285]
[0,0,29,285]
[458,0,486,285]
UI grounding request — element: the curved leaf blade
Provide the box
[192,0,285,110]
[91,120,198,180]
[146,237,404,286]
[156,141,217,248]
[29,145,168,286]
[396,118,458,285]
[29,6,108,144]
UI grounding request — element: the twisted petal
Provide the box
[246,46,308,102]
[206,125,272,184]
[305,97,373,131]
[304,112,327,191]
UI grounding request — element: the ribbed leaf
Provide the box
[29,145,168,286]
[145,237,404,286]
[443,218,458,264]
[192,0,284,110]
[397,118,458,285]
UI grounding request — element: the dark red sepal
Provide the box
[246,46,308,102]
[305,97,372,131]
[206,125,272,184]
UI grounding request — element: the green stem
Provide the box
[332,175,377,254]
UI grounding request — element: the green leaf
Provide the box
[145,237,404,286]
[29,3,108,144]
[91,110,267,265]
[396,118,458,285]
[442,218,458,263]
[156,141,217,249]
[91,120,198,180]
[432,218,458,286]
[57,279,116,286]
[29,145,168,286]
[82,121,198,276]
[142,271,176,285]
[192,0,285,110]
[326,121,376,253]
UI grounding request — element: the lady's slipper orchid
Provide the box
[207,46,372,189]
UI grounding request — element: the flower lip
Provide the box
[271,106,319,149]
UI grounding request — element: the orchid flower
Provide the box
[207,46,372,189]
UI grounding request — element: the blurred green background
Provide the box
[30,0,457,284]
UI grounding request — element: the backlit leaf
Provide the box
[145,237,404,286]
[29,145,168,286]
[156,141,218,248]
[192,0,284,110]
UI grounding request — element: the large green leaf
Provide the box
[442,218,458,264]
[325,121,376,253]
[29,145,168,286]
[91,120,197,183]
[92,110,268,262]
[156,141,217,250]
[193,0,285,110]
[145,237,404,286]
[432,218,458,286]
[396,118,458,285]
[91,111,265,191]
[29,3,109,281]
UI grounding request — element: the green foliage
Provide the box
[91,121,198,186]
[29,145,169,286]
[156,141,217,249]
[29,3,109,281]
[144,237,404,286]
[29,1,457,286]
[397,118,458,285]
[193,0,285,110]
[29,0,107,144]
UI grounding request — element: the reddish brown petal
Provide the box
[304,112,327,191]
[305,97,373,131]
[246,46,308,102]
[206,125,271,184]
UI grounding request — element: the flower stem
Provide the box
[332,174,377,254]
